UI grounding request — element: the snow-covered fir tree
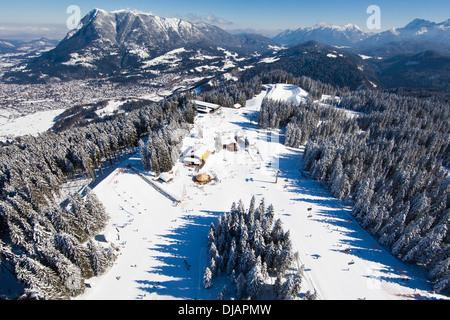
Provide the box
[203,197,308,300]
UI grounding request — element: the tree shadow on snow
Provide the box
[276,149,435,295]
[134,211,223,300]
[230,120,260,132]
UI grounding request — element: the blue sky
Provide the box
[0,0,449,40]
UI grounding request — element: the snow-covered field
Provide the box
[76,85,446,300]
[95,99,125,118]
[0,108,65,141]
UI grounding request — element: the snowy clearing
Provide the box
[258,57,281,64]
[142,48,186,69]
[76,86,445,300]
[95,100,125,118]
[265,83,309,106]
[61,52,96,68]
[0,108,65,141]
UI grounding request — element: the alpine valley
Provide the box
[2,9,279,84]
[3,10,450,92]
[0,8,449,302]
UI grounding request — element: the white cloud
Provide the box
[226,28,284,38]
[186,13,233,26]
[186,13,203,24]
[0,24,67,41]
[316,21,331,28]
[205,13,233,26]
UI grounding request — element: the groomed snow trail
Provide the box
[76,87,445,300]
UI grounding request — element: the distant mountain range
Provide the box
[362,18,450,46]
[273,18,450,48]
[0,38,59,55]
[273,22,369,47]
[2,10,449,92]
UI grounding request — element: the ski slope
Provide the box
[265,83,309,106]
[76,86,445,300]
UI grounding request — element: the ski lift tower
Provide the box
[275,169,282,184]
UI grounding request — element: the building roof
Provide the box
[221,133,235,145]
[184,143,209,162]
[193,100,221,113]
[194,100,221,109]
[183,157,202,165]
[158,172,173,182]
[195,173,211,183]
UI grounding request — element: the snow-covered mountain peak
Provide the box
[273,22,369,46]
[403,18,434,30]
[359,18,450,46]
[341,23,363,31]
[310,22,363,32]
[110,9,154,16]
[5,8,276,83]
[274,17,450,47]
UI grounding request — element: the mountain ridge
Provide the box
[242,40,380,90]
[374,49,450,91]
[273,18,450,47]
[2,10,449,92]
[273,22,370,47]
[2,9,276,83]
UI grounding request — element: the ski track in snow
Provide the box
[76,85,444,301]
